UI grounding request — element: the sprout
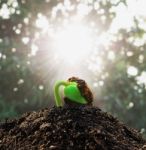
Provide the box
[54,81,69,107]
[54,80,87,107]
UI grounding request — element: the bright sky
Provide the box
[111,0,146,33]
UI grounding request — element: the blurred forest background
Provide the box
[0,0,146,137]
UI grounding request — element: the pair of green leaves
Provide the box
[54,81,87,107]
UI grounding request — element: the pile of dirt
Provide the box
[0,106,145,150]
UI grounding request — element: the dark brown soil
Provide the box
[0,105,146,150]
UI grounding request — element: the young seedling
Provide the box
[54,80,88,107]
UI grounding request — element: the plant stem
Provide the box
[54,81,69,107]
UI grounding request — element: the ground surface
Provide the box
[0,105,146,150]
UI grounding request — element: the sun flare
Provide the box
[54,23,94,64]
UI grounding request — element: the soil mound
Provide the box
[0,106,146,150]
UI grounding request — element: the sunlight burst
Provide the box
[54,23,94,64]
